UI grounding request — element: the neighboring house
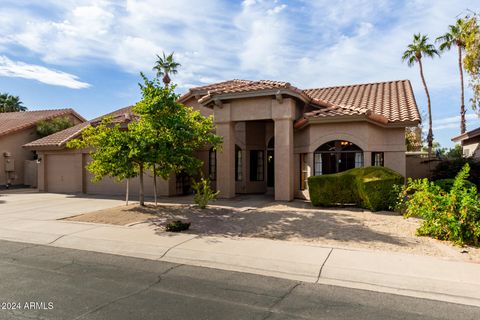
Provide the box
[0,109,85,188]
[25,79,420,201]
[452,127,480,158]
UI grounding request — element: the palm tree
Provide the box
[152,52,181,86]
[402,33,439,157]
[0,93,27,112]
[436,18,468,134]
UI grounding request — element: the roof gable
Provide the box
[0,109,85,137]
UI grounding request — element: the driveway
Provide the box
[0,191,124,244]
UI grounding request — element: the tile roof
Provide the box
[303,80,420,123]
[23,122,90,148]
[24,106,134,148]
[0,109,84,137]
[184,79,420,124]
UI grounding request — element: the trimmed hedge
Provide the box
[308,167,404,211]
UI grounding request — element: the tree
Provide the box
[405,126,423,151]
[402,33,439,157]
[0,93,26,112]
[36,116,74,138]
[436,18,469,134]
[152,52,181,86]
[463,13,480,111]
[133,73,222,205]
[67,117,138,206]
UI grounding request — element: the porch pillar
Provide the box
[216,121,236,198]
[273,118,294,201]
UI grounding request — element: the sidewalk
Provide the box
[0,217,479,307]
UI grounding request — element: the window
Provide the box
[371,152,384,166]
[314,140,363,175]
[300,153,308,190]
[209,148,216,180]
[235,145,242,181]
[249,150,264,181]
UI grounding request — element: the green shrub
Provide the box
[192,176,219,209]
[397,164,480,246]
[434,178,476,192]
[165,220,191,232]
[432,158,480,188]
[308,167,404,211]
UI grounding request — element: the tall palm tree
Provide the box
[436,18,468,134]
[0,93,26,112]
[402,33,439,157]
[152,52,181,86]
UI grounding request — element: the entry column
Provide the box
[216,121,236,198]
[272,98,295,201]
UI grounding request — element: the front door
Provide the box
[267,149,274,187]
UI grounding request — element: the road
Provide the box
[0,240,478,320]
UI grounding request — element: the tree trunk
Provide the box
[139,163,145,206]
[153,164,158,206]
[125,178,129,206]
[459,45,466,134]
[418,59,433,158]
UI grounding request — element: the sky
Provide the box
[0,0,479,148]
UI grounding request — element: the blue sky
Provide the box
[0,0,479,148]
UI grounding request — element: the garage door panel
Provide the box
[46,154,81,193]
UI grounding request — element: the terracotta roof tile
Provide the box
[0,109,85,137]
[303,80,420,123]
[24,106,135,148]
[23,122,90,148]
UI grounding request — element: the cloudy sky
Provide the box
[1,0,479,147]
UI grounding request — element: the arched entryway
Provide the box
[314,140,363,175]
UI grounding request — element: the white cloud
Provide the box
[434,114,480,130]
[0,56,90,89]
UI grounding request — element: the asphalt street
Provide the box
[0,240,478,320]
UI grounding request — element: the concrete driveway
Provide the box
[0,190,125,244]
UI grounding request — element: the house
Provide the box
[452,127,480,158]
[25,79,420,201]
[0,109,85,188]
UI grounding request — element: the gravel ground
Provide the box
[65,201,480,264]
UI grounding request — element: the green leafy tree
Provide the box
[402,33,439,158]
[405,126,423,151]
[36,116,74,138]
[133,73,222,205]
[437,18,469,134]
[152,52,181,86]
[0,93,26,112]
[463,13,480,111]
[67,117,138,205]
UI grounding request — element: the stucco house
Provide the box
[452,127,480,158]
[0,109,85,188]
[25,79,420,201]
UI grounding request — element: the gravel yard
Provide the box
[65,198,480,264]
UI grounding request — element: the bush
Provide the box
[432,158,480,188]
[192,176,219,209]
[397,164,480,246]
[165,220,191,232]
[308,167,404,211]
[434,178,476,192]
[36,116,73,138]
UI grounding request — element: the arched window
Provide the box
[235,145,242,181]
[314,140,363,175]
[209,148,216,180]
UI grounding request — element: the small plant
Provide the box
[165,220,191,232]
[397,164,480,246]
[192,176,219,209]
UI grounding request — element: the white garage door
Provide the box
[46,154,80,193]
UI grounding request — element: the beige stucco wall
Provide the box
[0,113,84,187]
[294,121,406,175]
[0,127,38,186]
[461,137,480,158]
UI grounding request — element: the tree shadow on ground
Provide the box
[128,203,412,247]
